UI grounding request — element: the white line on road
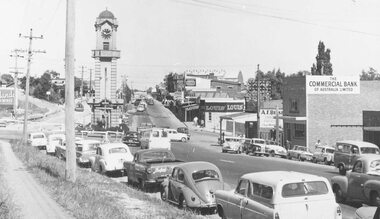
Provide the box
[220,159,235,164]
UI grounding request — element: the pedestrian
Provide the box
[200,119,204,128]
[315,139,321,148]
[193,116,198,126]
[286,140,291,150]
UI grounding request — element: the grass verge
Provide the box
[11,140,208,219]
[0,147,21,219]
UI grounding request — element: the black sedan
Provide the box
[122,131,140,147]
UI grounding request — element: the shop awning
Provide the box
[279,116,307,121]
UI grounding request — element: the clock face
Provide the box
[101,29,112,39]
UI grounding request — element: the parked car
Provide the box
[287,145,313,161]
[215,171,342,219]
[27,132,48,151]
[334,140,380,175]
[355,206,379,219]
[312,145,335,165]
[177,126,190,140]
[122,131,140,147]
[265,140,287,158]
[161,161,223,211]
[139,128,171,150]
[75,102,84,112]
[222,136,244,154]
[243,138,267,156]
[46,133,65,155]
[124,149,183,191]
[75,139,101,168]
[137,104,145,112]
[90,143,133,175]
[165,128,189,142]
[331,155,380,206]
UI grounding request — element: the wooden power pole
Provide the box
[19,29,44,143]
[10,49,25,113]
[256,64,261,139]
[65,0,76,182]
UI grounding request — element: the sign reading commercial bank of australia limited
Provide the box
[204,102,244,112]
[0,88,14,106]
[306,76,360,94]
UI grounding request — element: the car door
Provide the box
[242,182,273,219]
[94,147,102,171]
[348,160,368,200]
[227,179,250,219]
[172,131,180,141]
[168,168,178,201]
[169,168,185,203]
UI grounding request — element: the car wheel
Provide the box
[312,157,317,163]
[324,158,329,165]
[370,191,380,206]
[270,151,275,157]
[139,179,146,192]
[160,187,166,201]
[178,195,188,210]
[334,185,346,203]
[298,155,302,161]
[217,206,227,219]
[338,165,346,175]
[222,149,225,153]
[181,137,187,142]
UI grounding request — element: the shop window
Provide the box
[208,112,212,121]
[294,124,305,138]
[290,99,299,113]
[103,42,110,50]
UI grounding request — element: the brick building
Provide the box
[282,76,380,151]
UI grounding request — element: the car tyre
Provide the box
[217,206,227,219]
[160,187,166,201]
[181,137,187,142]
[334,186,346,203]
[298,155,302,161]
[270,151,275,157]
[370,191,380,206]
[139,179,146,192]
[312,157,317,163]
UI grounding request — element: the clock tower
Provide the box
[91,9,122,128]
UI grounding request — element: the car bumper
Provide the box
[33,145,46,150]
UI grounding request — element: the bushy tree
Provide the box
[360,67,380,80]
[311,41,333,75]
[1,74,14,85]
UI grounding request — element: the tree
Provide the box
[1,74,14,85]
[311,41,333,75]
[360,67,380,80]
[165,72,175,93]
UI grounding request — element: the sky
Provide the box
[1,0,380,90]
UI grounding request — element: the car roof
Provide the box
[30,132,45,136]
[336,140,378,148]
[241,171,327,187]
[75,139,100,144]
[177,161,219,174]
[100,142,128,149]
[316,145,335,150]
[357,154,380,161]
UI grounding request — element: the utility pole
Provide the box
[65,0,76,182]
[10,49,26,113]
[256,64,261,139]
[89,69,92,97]
[19,29,44,143]
[80,66,85,100]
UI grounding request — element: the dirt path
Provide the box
[1,140,74,219]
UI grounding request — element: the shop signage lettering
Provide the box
[185,78,196,87]
[306,76,360,94]
[260,108,283,128]
[0,89,14,106]
[205,102,244,112]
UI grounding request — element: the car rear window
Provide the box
[140,151,175,162]
[109,147,128,154]
[361,147,380,154]
[33,134,45,139]
[326,148,335,153]
[282,181,328,197]
[192,169,219,182]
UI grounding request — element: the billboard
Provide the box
[204,102,244,112]
[0,88,14,106]
[260,108,283,129]
[306,75,360,94]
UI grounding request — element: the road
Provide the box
[132,100,358,219]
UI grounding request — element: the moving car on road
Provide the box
[265,140,287,158]
[312,145,335,165]
[27,132,48,151]
[215,171,342,219]
[165,128,189,142]
[243,138,267,156]
[222,136,244,154]
[334,140,380,175]
[161,161,223,212]
[90,143,133,175]
[137,104,145,112]
[125,149,182,191]
[287,145,313,161]
[122,131,140,147]
[331,155,380,206]
[139,128,171,150]
[75,139,100,168]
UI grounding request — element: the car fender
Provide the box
[181,186,201,208]
[331,176,349,195]
[364,180,380,200]
[99,159,107,171]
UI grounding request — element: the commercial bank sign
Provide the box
[0,88,14,106]
[306,76,360,94]
[205,102,244,112]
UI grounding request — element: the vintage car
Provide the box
[222,136,244,154]
[355,206,379,219]
[122,131,141,147]
[75,139,101,168]
[90,143,133,175]
[265,140,287,158]
[46,133,65,155]
[287,145,313,161]
[27,132,48,151]
[137,104,145,112]
[331,155,380,206]
[243,138,267,156]
[312,145,335,165]
[55,137,83,160]
[164,128,189,142]
[161,161,223,211]
[215,171,342,219]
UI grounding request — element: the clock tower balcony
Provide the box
[92,49,120,59]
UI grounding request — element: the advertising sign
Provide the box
[306,75,360,94]
[185,78,196,87]
[0,88,14,106]
[260,108,283,128]
[204,102,244,112]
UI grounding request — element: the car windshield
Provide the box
[326,148,335,153]
[109,147,128,154]
[33,134,45,139]
[282,181,328,198]
[226,138,240,142]
[140,151,175,162]
[192,169,220,182]
[361,147,380,154]
[254,140,265,144]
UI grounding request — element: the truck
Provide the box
[124,149,183,191]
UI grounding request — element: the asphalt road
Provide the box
[132,100,359,219]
